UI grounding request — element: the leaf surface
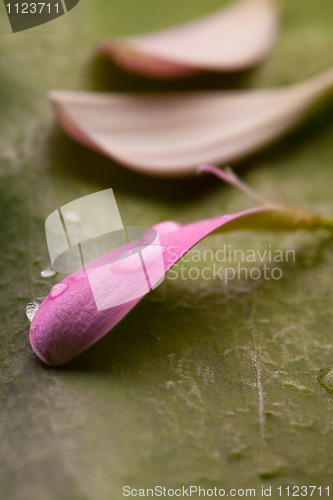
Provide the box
[1,0,333,498]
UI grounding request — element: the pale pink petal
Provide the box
[49,67,333,177]
[99,0,279,78]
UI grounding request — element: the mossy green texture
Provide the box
[0,1,333,499]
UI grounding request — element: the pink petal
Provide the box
[99,0,279,78]
[49,67,333,177]
[29,203,325,366]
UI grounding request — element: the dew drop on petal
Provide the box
[26,297,45,322]
[49,282,69,299]
[154,221,182,236]
[41,266,56,278]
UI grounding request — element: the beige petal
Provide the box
[49,67,333,177]
[99,0,280,78]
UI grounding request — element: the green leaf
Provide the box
[1,0,333,498]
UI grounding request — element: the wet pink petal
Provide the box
[30,200,327,366]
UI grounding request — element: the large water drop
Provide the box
[49,282,69,299]
[26,297,45,322]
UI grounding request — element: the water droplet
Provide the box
[40,266,56,278]
[26,297,45,322]
[154,221,181,236]
[318,368,333,395]
[64,210,81,223]
[49,282,68,299]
